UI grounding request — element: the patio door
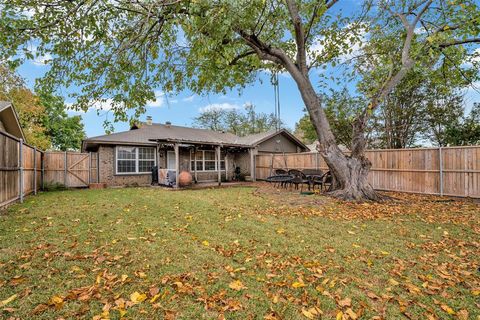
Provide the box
[167,151,176,170]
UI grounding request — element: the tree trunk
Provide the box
[293,76,383,201]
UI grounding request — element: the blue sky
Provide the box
[18,59,311,137]
[14,1,480,138]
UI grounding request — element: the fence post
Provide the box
[439,147,443,196]
[64,151,67,187]
[19,139,24,203]
[41,152,45,190]
[88,152,92,184]
[33,147,37,195]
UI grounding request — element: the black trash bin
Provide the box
[151,165,158,185]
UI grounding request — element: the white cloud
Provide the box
[146,90,165,108]
[199,103,240,113]
[182,95,195,102]
[32,53,52,66]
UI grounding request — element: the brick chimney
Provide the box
[165,121,171,128]
[146,116,152,125]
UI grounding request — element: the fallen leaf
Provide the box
[345,308,358,319]
[301,307,321,319]
[336,311,343,320]
[0,294,17,307]
[454,309,468,320]
[388,278,399,286]
[31,303,48,315]
[440,304,455,315]
[338,297,351,308]
[49,295,64,310]
[229,280,246,291]
[130,291,147,304]
[292,281,306,288]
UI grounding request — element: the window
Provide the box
[190,150,225,172]
[116,146,156,174]
[204,151,216,171]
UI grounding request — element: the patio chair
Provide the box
[287,169,310,191]
[310,173,324,191]
[315,171,333,192]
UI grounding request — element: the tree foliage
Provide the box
[0,64,85,150]
[295,89,366,148]
[194,104,281,136]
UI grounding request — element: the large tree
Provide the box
[1,0,479,200]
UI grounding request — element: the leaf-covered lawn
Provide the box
[0,185,479,320]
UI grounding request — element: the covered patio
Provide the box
[149,138,256,188]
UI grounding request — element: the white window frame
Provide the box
[116,146,156,175]
[190,149,225,172]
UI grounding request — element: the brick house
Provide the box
[82,120,307,187]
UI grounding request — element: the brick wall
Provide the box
[98,145,152,187]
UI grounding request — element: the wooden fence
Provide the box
[1,131,99,208]
[0,131,43,208]
[43,151,98,188]
[255,146,480,198]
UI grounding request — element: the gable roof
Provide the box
[236,129,307,149]
[0,101,26,141]
[82,123,307,151]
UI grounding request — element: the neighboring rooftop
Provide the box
[0,101,25,141]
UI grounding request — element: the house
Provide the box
[0,101,25,140]
[82,120,308,187]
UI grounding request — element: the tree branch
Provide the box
[439,37,480,48]
[285,0,308,75]
[228,50,256,65]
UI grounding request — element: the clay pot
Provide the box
[178,171,193,187]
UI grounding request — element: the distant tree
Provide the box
[194,104,280,136]
[442,103,480,146]
[422,90,464,147]
[0,64,85,150]
[38,90,86,151]
[295,89,366,148]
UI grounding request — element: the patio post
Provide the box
[216,145,221,186]
[250,148,256,182]
[193,146,197,183]
[225,150,229,181]
[174,143,179,188]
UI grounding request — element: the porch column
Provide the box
[216,145,221,186]
[193,147,197,183]
[174,143,179,188]
[225,151,229,181]
[250,148,256,182]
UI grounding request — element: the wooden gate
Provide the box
[44,152,92,188]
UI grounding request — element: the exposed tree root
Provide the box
[326,186,392,202]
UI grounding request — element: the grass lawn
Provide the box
[0,185,479,319]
